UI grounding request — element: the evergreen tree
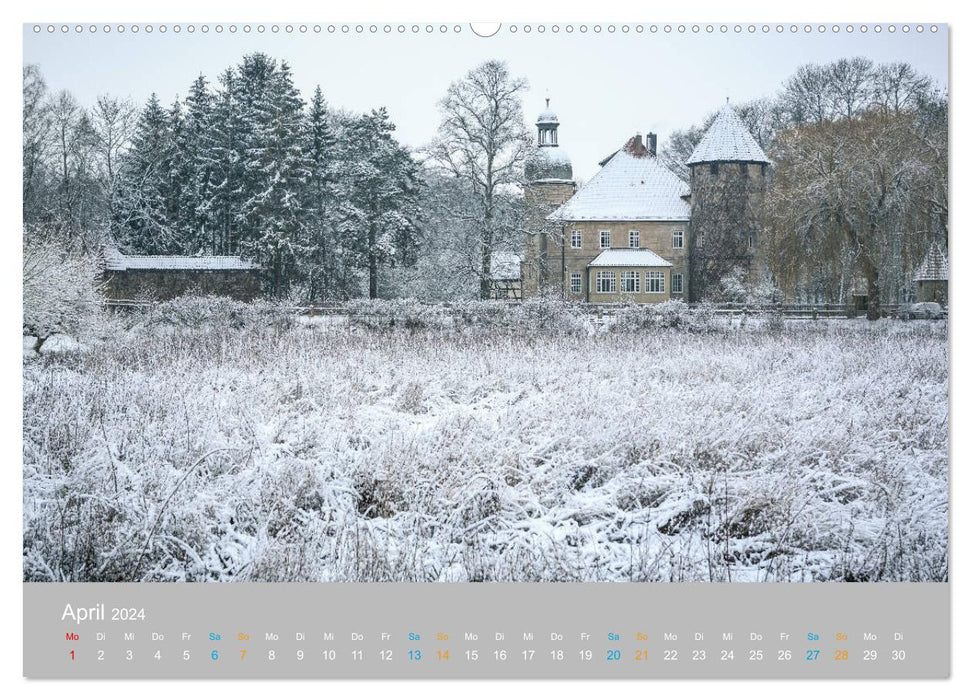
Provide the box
[234,55,312,296]
[304,86,340,300]
[181,75,215,254]
[117,93,178,253]
[204,68,246,256]
[164,98,188,246]
[338,108,422,299]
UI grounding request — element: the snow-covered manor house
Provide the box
[520,100,770,303]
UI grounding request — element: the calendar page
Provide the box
[21,20,949,680]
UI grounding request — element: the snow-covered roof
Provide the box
[105,248,259,272]
[686,104,770,166]
[491,252,522,280]
[549,138,690,222]
[913,245,948,281]
[587,248,673,268]
[541,146,571,163]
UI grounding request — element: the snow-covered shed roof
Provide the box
[587,248,672,268]
[549,136,690,222]
[913,245,949,281]
[491,252,522,280]
[686,104,770,166]
[105,248,259,272]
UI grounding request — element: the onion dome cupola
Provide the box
[525,98,574,183]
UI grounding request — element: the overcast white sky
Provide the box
[23,24,948,181]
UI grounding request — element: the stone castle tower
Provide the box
[522,100,576,296]
[685,103,770,302]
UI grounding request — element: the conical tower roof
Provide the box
[913,244,949,281]
[686,104,769,166]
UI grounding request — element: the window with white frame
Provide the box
[595,270,616,293]
[571,230,582,249]
[673,230,684,249]
[570,273,582,294]
[599,230,611,248]
[672,272,684,294]
[629,230,640,248]
[645,270,665,293]
[621,270,640,293]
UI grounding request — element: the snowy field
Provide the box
[23,309,948,583]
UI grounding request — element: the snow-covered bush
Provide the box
[718,266,782,307]
[613,300,717,333]
[23,238,103,341]
[450,299,517,331]
[353,296,591,335]
[346,298,452,331]
[137,295,295,331]
[517,294,591,335]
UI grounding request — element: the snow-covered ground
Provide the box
[22,316,948,583]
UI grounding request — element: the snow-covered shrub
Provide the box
[137,295,294,331]
[23,238,103,341]
[450,299,517,331]
[718,266,782,307]
[613,300,717,333]
[346,298,452,331]
[517,294,591,335]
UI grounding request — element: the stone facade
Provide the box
[687,161,767,302]
[559,221,688,302]
[522,181,576,297]
[103,268,262,301]
[915,279,948,304]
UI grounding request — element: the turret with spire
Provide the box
[685,102,771,301]
[522,98,577,298]
[525,98,573,183]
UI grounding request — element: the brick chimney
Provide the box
[646,132,657,157]
[623,133,649,157]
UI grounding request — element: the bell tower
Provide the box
[522,99,576,297]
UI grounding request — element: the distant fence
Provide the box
[103,298,902,320]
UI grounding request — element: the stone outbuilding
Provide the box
[913,245,948,304]
[102,248,261,301]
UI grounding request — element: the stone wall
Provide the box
[103,269,262,301]
[522,181,576,297]
[688,161,767,302]
[916,280,948,304]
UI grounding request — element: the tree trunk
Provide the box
[861,255,881,321]
[479,240,492,300]
[480,159,495,300]
[368,222,378,299]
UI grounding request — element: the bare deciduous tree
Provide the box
[431,60,532,299]
[23,65,52,222]
[91,95,136,233]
